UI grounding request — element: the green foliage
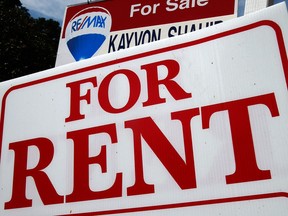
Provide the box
[0,0,61,81]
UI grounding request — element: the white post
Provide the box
[244,0,272,14]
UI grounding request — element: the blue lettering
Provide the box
[96,16,102,28]
[82,16,96,29]
[71,21,77,32]
[75,15,107,30]
[76,18,81,31]
[99,16,107,28]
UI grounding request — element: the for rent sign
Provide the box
[55,0,237,66]
[1,3,288,216]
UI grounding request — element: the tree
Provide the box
[0,0,61,82]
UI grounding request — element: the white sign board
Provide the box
[244,0,270,14]
[1,3,288,215]
[55,0,238,66]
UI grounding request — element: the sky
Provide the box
[20,0,288,26]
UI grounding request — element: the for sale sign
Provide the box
[55,0,238,66]
[1,3,288,216]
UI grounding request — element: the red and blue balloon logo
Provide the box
[65,7,112,61]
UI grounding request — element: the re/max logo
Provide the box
[71,15,107,32]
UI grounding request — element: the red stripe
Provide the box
[78,16,88,30]
[61,192,288,215]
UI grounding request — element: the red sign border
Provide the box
[1,20,288,215]
[61,0,236,37]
